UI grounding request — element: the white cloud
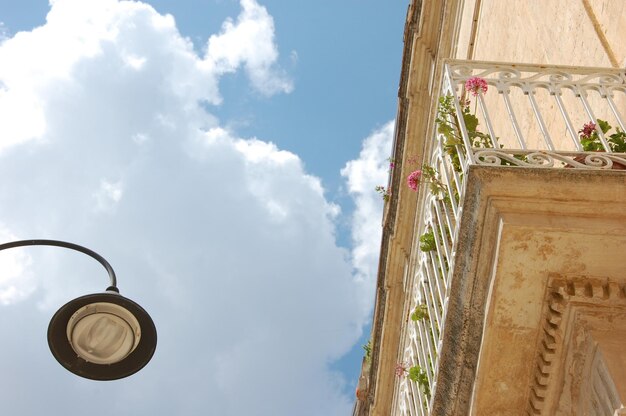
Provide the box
[132,132,150,144]
[205,0,293,95]
[0,87,46,148]
[122,53,148,70]
[0,1,365,415]
[290,50,299,65]
[0,22,8,41]
[341,121,394,310]
[93,179,124,212]
[0,225,36,305]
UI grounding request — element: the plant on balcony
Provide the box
[410,303,429,322]
[406,169,421,191]
[419,230,436,252]
[395,362,432,399]
[465,76,488,97]
[362,340,372,364]
[433,77,497,169]
[408,365,431,399]
[375,185,391,202]
[436,93,493,172]
[395,362,408,377]
[579,119,626,153]
[407,166,447,196]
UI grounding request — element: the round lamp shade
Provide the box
[48,291,157,380]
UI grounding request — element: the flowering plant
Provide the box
[395,362,408,377]
[436,92,493,172]
[406,166,446,196]
[395,362,431,398]
[465,76,488,97]
[375,185,391,202]
[579,119,626,153]
[406,170,421,191]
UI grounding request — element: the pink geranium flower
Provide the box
[407,170,422,191]
[465,76,488,97]
[395,362,408,377]
[579,121,596,139]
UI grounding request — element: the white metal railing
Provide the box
[450,61,626,169]
[395,61,626,415]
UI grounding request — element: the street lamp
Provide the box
[0,239,157,381]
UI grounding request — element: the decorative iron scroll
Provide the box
[474,149,626,169]
[449,63,626,96]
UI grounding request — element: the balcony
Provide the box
[390,61,626,415]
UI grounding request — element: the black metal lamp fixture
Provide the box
[0,239,157,381]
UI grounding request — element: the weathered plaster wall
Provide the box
[456,0,626,153]
[461,0,625,68]
[362,1,626,415]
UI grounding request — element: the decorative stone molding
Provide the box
[528,275,626,415]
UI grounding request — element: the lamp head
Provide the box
[47,289,157,381]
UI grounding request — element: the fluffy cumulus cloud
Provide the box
[341,122,394,313]
[205,0,293,96]
[0,225,35,305]
[0,1,379,415]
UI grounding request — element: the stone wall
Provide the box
[454,0,626,153]
[460,0,625,67]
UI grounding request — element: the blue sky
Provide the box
[0,0,405,414]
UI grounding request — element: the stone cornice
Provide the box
[429,166,626,415]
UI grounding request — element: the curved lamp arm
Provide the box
[0,239,155,380]
[0,239,117,289]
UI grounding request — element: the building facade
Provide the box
[355,1,626,415]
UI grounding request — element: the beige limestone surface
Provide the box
[463,0,625,67]
[361,1,626,415]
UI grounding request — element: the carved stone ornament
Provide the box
[528,275,626,415]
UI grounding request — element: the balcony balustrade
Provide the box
[395,61,626,415]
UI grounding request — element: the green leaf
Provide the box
[410,304,429,321]
[462,112,479,132]
[609,130,626,152]
[581,137,602,152]
[362,340,372,364]
[418,232,436,252]
[408,365,431,398]
[598,119,611,134]
[437,125,457,146]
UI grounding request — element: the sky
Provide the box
[0,0,405,414]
